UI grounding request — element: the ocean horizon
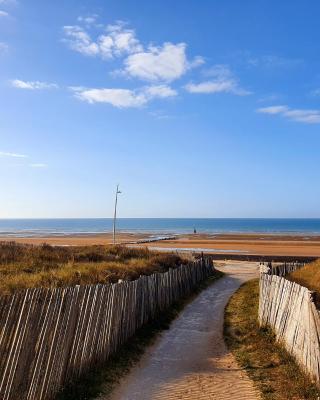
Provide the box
[0,218,320,237]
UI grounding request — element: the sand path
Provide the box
[102,261,261,400]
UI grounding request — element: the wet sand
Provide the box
[134,233,320,257]
[0,233,319,257]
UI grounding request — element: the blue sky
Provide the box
[0,0,320,218]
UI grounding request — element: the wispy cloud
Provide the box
[63,20,142,59]
[248,54,303,69]
[143,84,177,98]
[0,0,17,4]
[257,93,282,103]
[236,51,304,69]
[29,163,47,168]
[62,26,100,56]
[185,64,251,95]
[0,10,9,17]
[257,105,320,124]
[0,151,27,158]
[11,79,58,90]
[149,110,172,120]
[0,152,48,168]
[100,21,143,58]
[77,14,99,26]
[71,84,177,108]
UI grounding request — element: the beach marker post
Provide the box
[113,184,121,245]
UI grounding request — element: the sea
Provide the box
[0,218,320,237]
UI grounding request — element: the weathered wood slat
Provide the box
[0,257,213,400]
[259,262,320,383]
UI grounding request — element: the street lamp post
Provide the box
[113,184,121,245]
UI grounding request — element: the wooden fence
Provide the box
[259,262,320,383]
[261,261,305,277]
[0,258,213,400]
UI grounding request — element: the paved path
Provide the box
[102,261,261,400]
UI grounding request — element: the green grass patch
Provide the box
[224,279,320,400]
[56,270,223,400]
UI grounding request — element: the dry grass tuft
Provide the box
[224,279,320,399]
[288,259,320,297]
[0,242,187,295]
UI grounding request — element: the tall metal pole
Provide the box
[113,184,121,245]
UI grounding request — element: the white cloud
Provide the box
[102,21,142,57]
[29,163,47,168]
[71,84,177,108]
[257,105,288,114]
[257,105,320,124]
[203,64,233,78]
[123,42,203,82]
[149,110,171,120]
[189,56,205,69]
[77,14,98,25]
[63,26,99,56]
[63,21,142,59]
[0,10,8,17]
[143,84,177,98]
[63,19,203,83]
[185,80,234,94]
[73,88,147,108]
[185,64,251,95]
[11,79,58,90]
[0,151,27,158]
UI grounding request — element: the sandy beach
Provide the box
[1,232,320,257]
[0,232,146,246]
[133,233,320,257]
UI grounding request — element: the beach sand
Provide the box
[0,232,320,257]
[0,232,146,246]
[133,234,320,257]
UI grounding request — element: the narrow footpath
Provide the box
[101,261,261,400]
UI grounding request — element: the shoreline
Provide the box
[2,230,320,238]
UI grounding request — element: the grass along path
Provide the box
[224,279,320,400]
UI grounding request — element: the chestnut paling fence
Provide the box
[0,258,213,400]
[259,262,320,383]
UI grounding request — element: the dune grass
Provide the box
[0,242,187,295]
[287,259,320,296]
[225,279,320,400]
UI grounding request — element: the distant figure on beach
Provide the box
[193,227,197,234]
